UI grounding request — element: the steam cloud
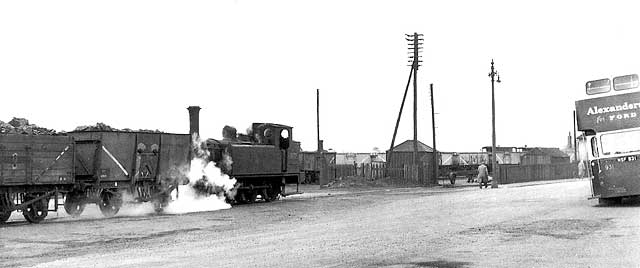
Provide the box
[163,134,237,214]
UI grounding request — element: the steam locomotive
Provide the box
[0,106,301,223]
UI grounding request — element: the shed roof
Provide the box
[524,147,569,158]
[388,140,434,153]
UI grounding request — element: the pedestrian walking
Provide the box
[477,162,489,189]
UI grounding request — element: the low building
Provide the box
[386,139,436,183]
[335,152,386,165]
[520,147,570,165]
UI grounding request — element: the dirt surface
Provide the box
[1,179,639,267]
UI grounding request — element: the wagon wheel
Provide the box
[98,191,122,217]
[153,193,170,213]
[22,195,49,224]
[64,192,86,217]
[0,194,13,223]
[0,210,10,223]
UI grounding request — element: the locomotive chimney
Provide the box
[187,106,201,138]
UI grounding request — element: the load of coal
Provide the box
[74,122,163,133]
[0,117,60,135]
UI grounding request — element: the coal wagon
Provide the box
[65,131,190,217]
[0,135,75,223]
[0,131,190,223]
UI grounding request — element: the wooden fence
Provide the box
[498,163,578,184]
[334,162,386,180]
[386,164,434,185]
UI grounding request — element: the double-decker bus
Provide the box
[575,73,640,204]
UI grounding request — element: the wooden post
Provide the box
[412,32,419,169]
[431,84,437,185]
[573,110,578,163]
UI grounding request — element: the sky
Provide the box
[2,0,640,153]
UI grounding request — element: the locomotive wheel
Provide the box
[0,194,12,223]
[263,187,279,202]
[262,189,273,202]
[64,193,86,217]
[233,191,245,204]
[99,191,122,217]
[243,190,257,204]
[23,196,49,224]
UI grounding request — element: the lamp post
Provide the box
[489,59,501,188]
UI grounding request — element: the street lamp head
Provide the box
[496,74,501,83]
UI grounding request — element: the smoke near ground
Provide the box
[164,134,237,214]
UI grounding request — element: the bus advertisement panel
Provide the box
[575,91,640,133]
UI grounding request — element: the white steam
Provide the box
[163,134,237,214]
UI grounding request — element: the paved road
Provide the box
[1,179,638,268]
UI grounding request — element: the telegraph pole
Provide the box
[317,89,320,152]
[430,84,437,184]
[489,59,501,188]
[388,33,422,181]
[573,110,578,163]
[407,32,423,170]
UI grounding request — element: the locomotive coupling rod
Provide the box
[237,185,271,190]
[6,190,56,213]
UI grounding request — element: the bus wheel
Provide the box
[23,195,49,223]
[99,191,122,217]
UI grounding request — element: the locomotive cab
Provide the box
[251,123,292,150]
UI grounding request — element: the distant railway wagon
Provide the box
[439,152,486,183]
[0,131,190,223]
[299,151,336,184]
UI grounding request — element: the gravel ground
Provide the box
[1,178,638,268]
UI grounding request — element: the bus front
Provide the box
[576,74,640,204]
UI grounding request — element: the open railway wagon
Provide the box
[438,152,491,184]
[0,131,190,223]
[299,151,336,184]
[205,123,301,204]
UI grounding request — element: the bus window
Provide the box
[600,130,640,155]
[586,78,611,95]
[591,137,599,158]
[613,74,639,91]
